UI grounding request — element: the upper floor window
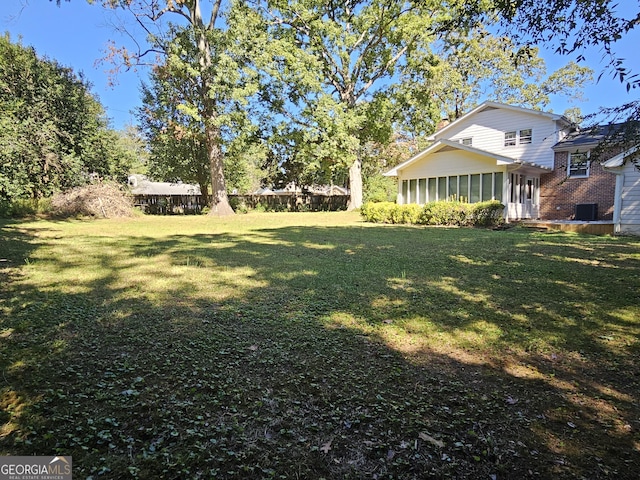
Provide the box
[568,151,589,177]
[460,137,472,146]
[505,131,517,146]
[519,129,532,144]
[505,129,533,146]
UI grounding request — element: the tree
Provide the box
[494,0,639,84]
[97,0,263,215]
[253,0,483,210]
[494,1,640,126]
[137,43,212,201]
[394,28,593,131]
[0,33,127,202]
[136,22,267,198]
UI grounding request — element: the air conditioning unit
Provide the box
[575,203,597,221]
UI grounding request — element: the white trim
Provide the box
[602,144,640,168]
[383,139,550,177]
[427,101,570,141]
[568,151,590,178]
[612,172,624,234]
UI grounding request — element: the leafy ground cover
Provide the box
[1,212,639,479]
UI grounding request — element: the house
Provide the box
[540,125,619,221]
[127,175,202,214]
[384,101,621,224]
[603,145,640,234]
[252,183,350,196]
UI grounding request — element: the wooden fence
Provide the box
[229,194,349,212]
[133,194,349,214]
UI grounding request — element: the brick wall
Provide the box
[539,151,616,220]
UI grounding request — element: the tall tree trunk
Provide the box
[347,156,363,210]
[199,184,209,208]
[206,123,234,216]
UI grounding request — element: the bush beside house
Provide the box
[361,200,504,227]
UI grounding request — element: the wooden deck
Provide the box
[521,220,614,235]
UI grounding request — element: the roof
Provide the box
[128,175,201,196]
[428,101,571,141]
[602,144,640,168]
[383,139,551,177]
[553,123,628,150]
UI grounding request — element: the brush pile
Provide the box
[51,182,136,218]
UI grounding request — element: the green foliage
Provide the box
[0,198,52,218]
[136,19,266,204]
[0,34,133,202]
[228,196,249,214]
[470,200,508,227]
[419,201,470,226]
[360,202,396,223]
[495,0,638,88]
[361,200,504,227]
[363,172,397,203]
[257,0,476,208]
[395,27,593,127]
[493,0,639,137]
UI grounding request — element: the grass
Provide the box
[0,212,639,479]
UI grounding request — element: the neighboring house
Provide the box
[384,101,621,223]
[128,174,202,213]
[252,183,349,196]
[603,145,640,234]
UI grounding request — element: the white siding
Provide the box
[620,162,640,234]
[398,149,504,180]
[434,107,562,169]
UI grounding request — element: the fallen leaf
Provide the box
[248,344,258,351]
[320,440,332,454]
[419,432,444,448]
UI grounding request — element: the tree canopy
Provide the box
[252,0,486,209]
[494,0,640,125]
[0,33,134,205]
[394,27,593,135]
[97,0,268,214]
[46,0,637,206]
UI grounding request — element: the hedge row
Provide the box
[360,200,505,227]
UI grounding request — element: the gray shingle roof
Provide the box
[553,123,627,150]
[128,175,201,196]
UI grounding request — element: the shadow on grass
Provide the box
[1,219,639,479]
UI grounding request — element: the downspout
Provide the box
[612,171,624,234]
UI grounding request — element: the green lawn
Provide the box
[1,212,639,479]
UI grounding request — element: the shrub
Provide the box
[419,201,470,226]
[360,202,397,223]
[393,203,422,224]
[229,197,249,214]
[0,198,52,218]
[362,200,505,227]
[470,200,505,227]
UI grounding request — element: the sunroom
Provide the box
[384,140,551,220]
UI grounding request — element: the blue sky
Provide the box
[2,0,639,130]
